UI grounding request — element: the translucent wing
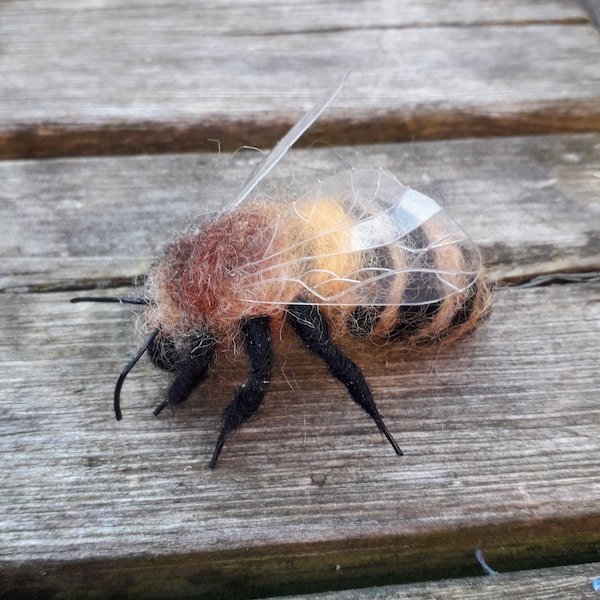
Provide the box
[240,168,484,307]
[228,71,349,210]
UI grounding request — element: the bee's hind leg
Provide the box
[287,300,403,457]
[209,316,273,469]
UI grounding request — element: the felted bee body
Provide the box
[145,168,489,352]
[73,75,491,468]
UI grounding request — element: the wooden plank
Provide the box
[0,1,598,158]
[1,281,599,597]
[269,562,600,599]
[1,142,599,595]
[1,134,599,294]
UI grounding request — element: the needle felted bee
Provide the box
[73,74,491,468]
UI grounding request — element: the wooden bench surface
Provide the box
[1,0,599,158]
[273,562,600,599]
[1,1,599,598]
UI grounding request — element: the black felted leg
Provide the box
[153,334,216,416]
[287,301,403,457]
[209,316,273,469]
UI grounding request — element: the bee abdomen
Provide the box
[345,225,491,346]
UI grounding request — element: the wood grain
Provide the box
[270,562,600,599]
[0,1,598,158]
[1,1,599,597]
[1,137,599,596]
[1,280,599,596]
[1,134,599,296]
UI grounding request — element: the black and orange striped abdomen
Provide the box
[277,195,492,348]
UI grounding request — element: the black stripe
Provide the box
[389,226,442,341]
[348,247,394,338]
[390,301,442,342]
[441,244,483,338]
[349,305,386,338]
[446,281,479,332]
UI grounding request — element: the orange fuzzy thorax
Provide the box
[142,197,368,346]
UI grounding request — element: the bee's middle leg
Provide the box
[209,316,273,469]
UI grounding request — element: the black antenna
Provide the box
[114,329,160,420]
[71,296,149,305]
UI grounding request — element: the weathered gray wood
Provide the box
[1,3,599,597]
[1,129,599,599]
[271,562,600,599]
[0,1,598,157]
[1,280,599,596]
[1,134,599,294]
